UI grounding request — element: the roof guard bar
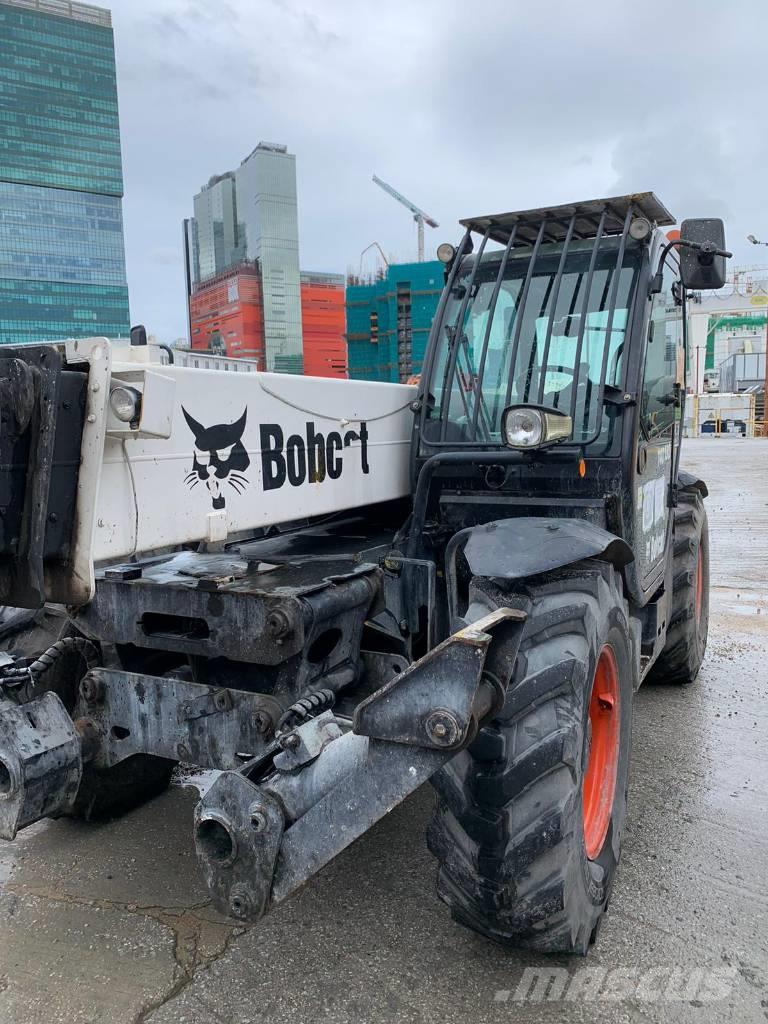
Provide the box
[459,193,674,246]
[522,257,558,403]
[422,194,660,450]
[469,222,520,440]
[535,213,577,405]
[565,211,606,428]
[444,333,475,431]
[587,203,634,441]
[417,229,473,405]
[455,321,495,441]
[504,220,548,409]
[439,227,491,441]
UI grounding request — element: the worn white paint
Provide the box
[57,341,417,601]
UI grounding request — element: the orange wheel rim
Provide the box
[582,645,620,860]
[695,547,704,626]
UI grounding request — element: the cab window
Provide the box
[641,256,682,439]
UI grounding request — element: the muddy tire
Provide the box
[650,490,709,685]
[427,564,635,954]
[0,604,67,659]
[57,629,177,821]
[70,755,176,821]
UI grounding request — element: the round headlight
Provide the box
[629,217,652,240]
[436,242,456,264]
[110,385,140,423]
[504,408,544,448]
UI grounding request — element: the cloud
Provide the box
[110,0,768,340]
[148,245,182,265]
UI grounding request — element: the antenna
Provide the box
[372,175,439,262]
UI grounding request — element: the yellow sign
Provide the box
[750,295,768,306]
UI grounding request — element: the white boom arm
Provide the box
[62,340,416,603]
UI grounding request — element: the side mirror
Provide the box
[679,218,727,290]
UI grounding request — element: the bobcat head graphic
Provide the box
[182,407,250,510]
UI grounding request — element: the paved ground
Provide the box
[0,437,766,1023]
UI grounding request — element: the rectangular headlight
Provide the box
[502,406,573,449]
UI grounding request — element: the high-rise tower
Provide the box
[0,0,130,344]
[184,142,303,372]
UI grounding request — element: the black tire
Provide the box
[649,490,709,685]
[52,625,177,821]
[427,564,635,954]
[0,604,67,659]
[70,755,176,821]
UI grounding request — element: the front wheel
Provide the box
[428,564,635,954]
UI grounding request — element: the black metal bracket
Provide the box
[0,692,82,840]
[194,772,285,921]
[74,668,283,770]
[193,606,527,922]
[353,607,525,750]
[603,386,635,406]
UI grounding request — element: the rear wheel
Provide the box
[70,755,176,821]
[59,632,176,820]
[650,490,709,685]
[427,564,635,954]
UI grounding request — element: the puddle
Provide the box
[711,586,768,618]
[172,765,221,797]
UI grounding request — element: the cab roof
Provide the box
[460,192,675,246]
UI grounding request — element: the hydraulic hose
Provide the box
[0,636,100,704]
[28,637,100,678]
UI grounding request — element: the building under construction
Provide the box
[346,261,443,382]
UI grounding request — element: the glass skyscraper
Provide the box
[0,0,130,345]
[236,144,303,374]
[184,143,303,373]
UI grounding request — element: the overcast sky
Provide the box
[111,0,768,342]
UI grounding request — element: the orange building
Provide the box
[189,264,265,365]
[300,271,347,378]
[189,263,346,378]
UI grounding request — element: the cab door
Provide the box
[634,255,684,590]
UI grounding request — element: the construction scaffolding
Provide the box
[346,261,443,382]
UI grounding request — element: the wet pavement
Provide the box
[0,436,766,1023]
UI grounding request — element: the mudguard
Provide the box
[460,516,634,582]
[677,470,708,498]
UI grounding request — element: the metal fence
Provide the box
[683,392,757,437]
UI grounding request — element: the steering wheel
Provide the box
[538,363,576,401]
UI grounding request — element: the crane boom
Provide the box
[372,176,439,228]
[372,175,439,261]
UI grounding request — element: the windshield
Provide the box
[424,241,641,447]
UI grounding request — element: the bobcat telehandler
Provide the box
[0,194,728,953]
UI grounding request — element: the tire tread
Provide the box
[429,566,633,954]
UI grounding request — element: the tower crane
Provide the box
[372,175,438,262]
